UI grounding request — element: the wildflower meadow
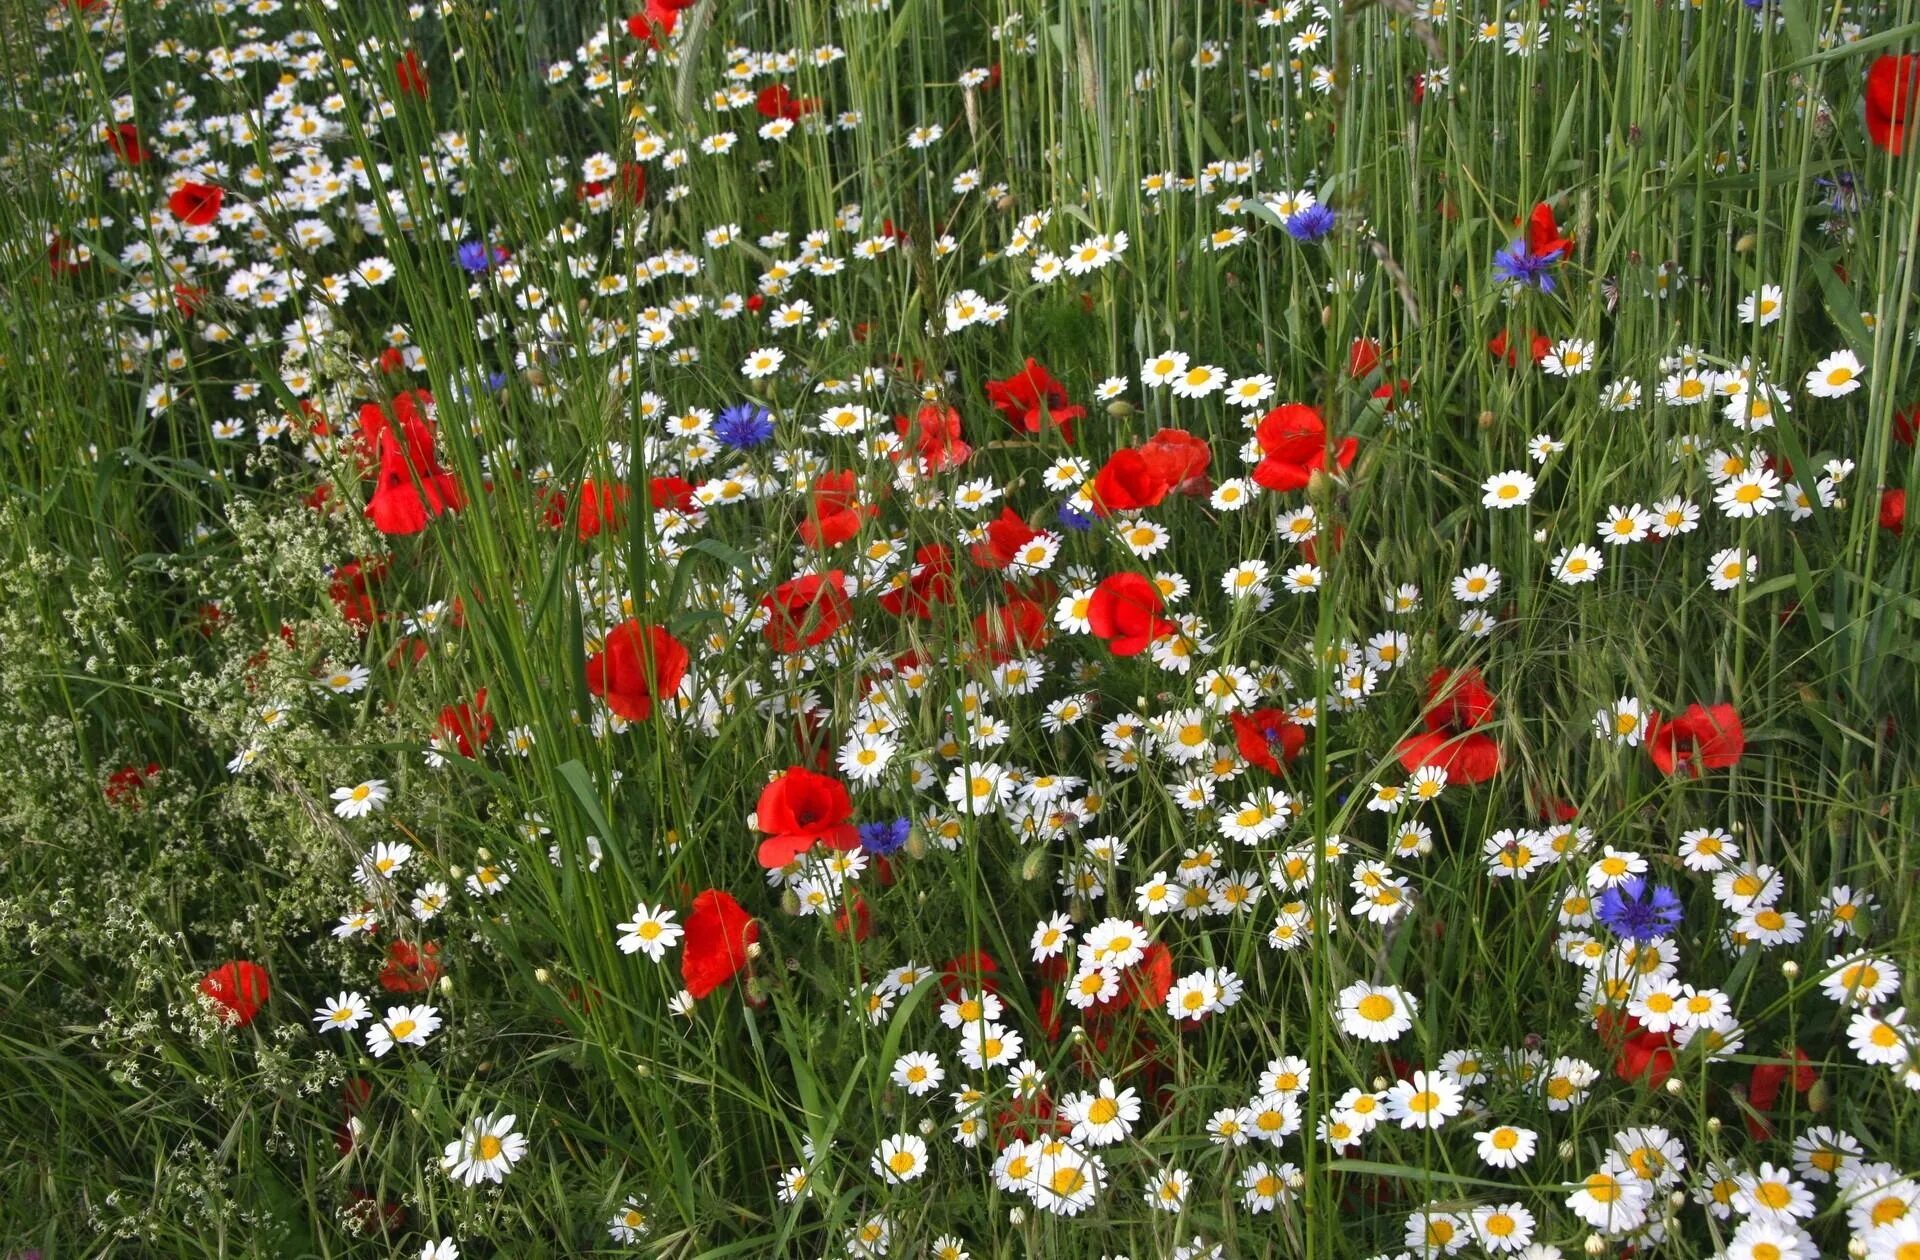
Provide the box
[5,0,1920,1256]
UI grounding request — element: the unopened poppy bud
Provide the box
[1734,233,1756,253]
[1558,1140,1576,1159]
[746,941,764,961]
[1319,305,1332,327]
[1808,1076,1830,1112]
[1169,35,1193,61]
[1306,468,1334,499]
[1106,399,1134,419]
[781,889,802,916]
[635,1062,651,1078]
[1477,410,1496,429]
[1706,1116,1722,1133]
[438,975,453,994]
[1781,960,1800,979]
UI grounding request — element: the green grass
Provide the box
[1,0,1918,1256]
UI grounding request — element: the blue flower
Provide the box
[1056,503,1093,532]
[714,402,775,450]
[456,240,504,274]
[1492,239,1558,292]
[1284,204,1336,242]
[1595,876,1683,941]
[857,818,910,857]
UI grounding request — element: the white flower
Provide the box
[740,346,785,379]
[1804,348,1863,398]
[1739,284,1784,326]
[615,903,684,961]
[442,1112,527,1186]
[312,991,370,1033]
[366,1004,442,1057]
[1386,1071,1464,1129]
[1481,470,1536,509]
[331,779,390,819]
[1337,981,1417,1042]
[1552,545,1604,585]
[873,1132,928,1182]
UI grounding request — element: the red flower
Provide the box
[1746,1047,1817,1139]
[105,123,147,164]
[650,475,696,513]
[378,939,442,993]
[754,767,860,868]
[1615,1027,1677,1089]
[105,761,162,807]
[1867,54,1920,154]
[1895,403,1919,446]
[984,358,1084,441]
[1250,403,1356,493]
[681,889,759,999]
[1349,336,1383,378]
[762,571,850,652]
[1090,441,1185,516]
[1394,667,1501,784]
[168,181,224,225]
[1487,328,1553,367]
[972,507,1042,569]
[755,83,816,121]
[437,690,493,758]
[199,960,270,1026]
[1086,572,1175,657]
[1879,487,1906,534]
[395,49,429,99]
[575,478,628,540]
[586,620,688,721]
[1527,201,1573,261]
[583,618,691,718]
[1140,427,1213,498]
[972,596,1050,663]
[360,392,463,535]
[896,403,971,473]
[1232,709,1306,774]
[798,470,873,548]
[877,545,954,618]
[328,556,388,629]
[1647,703,1744,777]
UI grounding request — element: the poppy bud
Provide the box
[1478,410,1495,429]
[1106,399,1133,419]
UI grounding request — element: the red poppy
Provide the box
[1526,201,1573,261]
[1867,54,1920,154]
[1647,703,1744,777]
[940,951,1002,1002]
[984,358,1084,442]
[972,596,1050,662]
[395,49,429,99]
[173,282,208,318]
[437,690,493,758]
[1349,336,1383,378]
[681,889,758,999]
[896,403,971,473]
[378,939,442,993]
[367,440,463,535]
[1139,427,1213,498]
[1086,572,1175,657]
[328,556,387,629]
[1250,403,1356,493]
[755,83,816,121]
[1879,487,1906,534]
[104,761,162,807]
[972,507,1042,569]
[1488,328,1553,367]
[1394,667,1501,784]
[649,475,696,513]
[1615,1027,1677,1089]
[576,478,629,540]
[877,545,955,618]
[586,620,688,721]
[798,470,873,548]
[754,766,860,868]
[1231,708,1306,774]
[199,960,270,1026]
[168,181,224,226]
[105,123,147,164]
[1090,449,1171,515]
[1745,1047,1817,1139]
[762,571,850,652]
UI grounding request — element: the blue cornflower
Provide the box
[714,402,775,450]
[1595,876,1684,941]
[1493,239,1558,292]
[485,371,509,394]
[1056,503,1094,532]
[1284,204,1337,242]
[456,240,504,274]
[857,818,911,858]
